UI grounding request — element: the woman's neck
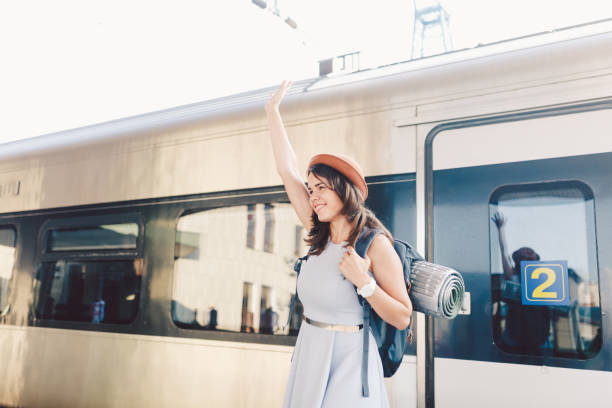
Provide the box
[329,216,352,244]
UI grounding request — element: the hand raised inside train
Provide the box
[265,80,293,114]
[491,212,506,229]
[339,246,372,288]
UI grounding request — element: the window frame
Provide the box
[487,179,602,359]
[0,224,18,320]
[32,213,145,325]
[490,179,595,206]
[169,174,418,347]
[171,197,296,334]
[37,213,145,262]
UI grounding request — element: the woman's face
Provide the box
[307,172,344,223]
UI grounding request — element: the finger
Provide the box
[276,82,291,99]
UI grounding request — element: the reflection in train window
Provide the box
[489,181,602,358]
[0,228,16,316]
[47,223,138,252]
[34,260,143,324]
[173,203,306,334]
[35,220,143,324]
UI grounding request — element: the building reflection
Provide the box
[173,203,305,335]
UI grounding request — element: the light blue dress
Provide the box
[283,239,389,408]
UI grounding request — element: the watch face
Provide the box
[360,279,376,297]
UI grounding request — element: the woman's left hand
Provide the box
[339,246,372,288]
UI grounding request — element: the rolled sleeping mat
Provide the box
[408,261,465,319]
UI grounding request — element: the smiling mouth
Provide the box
[314,204,325,212]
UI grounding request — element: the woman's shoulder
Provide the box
[366,231,395,257]
[366,231,403,281]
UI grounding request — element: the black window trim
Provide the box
[32,213,145,327]
[171,192,291,334]
[37,213,145,261]
[0,224,18,321]
[487,178,602,359]
[489,179,595,205]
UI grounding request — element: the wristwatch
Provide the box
[357,278,376,298]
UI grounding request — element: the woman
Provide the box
[266,81,413,407]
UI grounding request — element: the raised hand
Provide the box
[491,212,506,229]
[265,80,293,114]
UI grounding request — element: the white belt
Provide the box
[303,316,363,333]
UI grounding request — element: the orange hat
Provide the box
[308,153,368,200]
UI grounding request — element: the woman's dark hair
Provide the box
[305,163,392,255]
[511,247,540,275]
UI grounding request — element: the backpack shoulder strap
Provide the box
[281,251,310,332]
[355,227,382,259]
[353,227,382,398]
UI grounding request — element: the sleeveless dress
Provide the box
[282,239,389,408]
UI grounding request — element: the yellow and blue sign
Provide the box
[521,260,570,306]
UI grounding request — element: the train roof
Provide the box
[2,18,612,161]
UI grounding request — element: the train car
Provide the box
[1,22,612,408]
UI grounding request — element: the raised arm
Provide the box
[265,81,313,232]
[492,212,514,280]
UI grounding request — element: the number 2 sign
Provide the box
[521,261,570,306]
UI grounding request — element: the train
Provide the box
[1,21,612,408]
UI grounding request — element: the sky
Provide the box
[1,0,612,144]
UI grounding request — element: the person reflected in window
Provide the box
[492,212,551,354]
[207,306,218,330]
[260,306,278,334]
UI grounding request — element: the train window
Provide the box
[34,260,142,323]
[47,223,138,252]
[173,202,306,334]
[489,181,602,359]
[34,220,143,324]
[0,228,17,315]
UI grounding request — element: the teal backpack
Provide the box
[288,227,421,398]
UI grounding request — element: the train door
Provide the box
[426,102,612,407]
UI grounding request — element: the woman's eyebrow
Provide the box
[305,181,327,189]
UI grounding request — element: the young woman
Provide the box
[266,81,413,407]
